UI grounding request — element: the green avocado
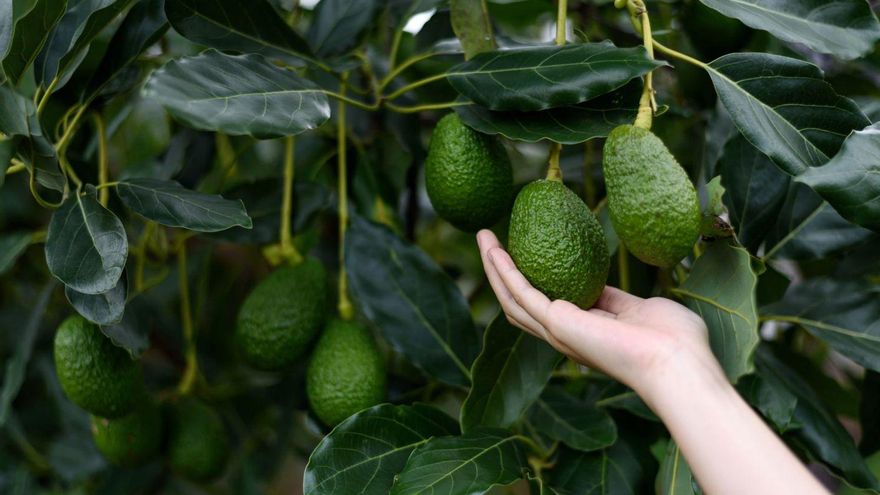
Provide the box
[603,125,701,268]
[167,398,228,482]
[54,315,143,418]
[508,180,610,308]
[425,113,513,232]
[306,319,386,426]
[235,258,328,370]
[682,1,751,60]
[91,399,162,467]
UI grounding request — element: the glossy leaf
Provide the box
[390,427,526,495]
[64,277,126,326]
[677,241,759,382]
[737,373,798,434]
[2,0,67,85]
[797,122,880,231]
[454,81,640,144]
[166,0,313,66]
[35,0,136,88]
[528,386,617,452]
[304,404,459,495]
[548,439,653,495]
[116,178,252,232]
[307,0,376,57]
[707,53,869,175]
[0,85,33,136]
[447,42,665,111]
[450,0,494,60]
[143,50,331,139]
[45,192,128,295]
[346,216,479,387]
[0,0,12,58]
[763,279,880,373]
[0,231,32,275]
[99,297,151,358]
[460,313,560,432]
[700,0,880,60]
[656,441,698,495]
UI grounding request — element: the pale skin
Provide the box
[476,230,830,495]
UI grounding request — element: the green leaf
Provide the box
[797,123,880,232]
[2,0,67,86]
[0,231,32,275]
[99,296,151,358]
[35,0,136,89]
[547,439,654,495]
[64,277,126,325]
[757,347,880,490]
[116,178,252,232]
[0,0,13,59]
[528,386,617,453]
[454,80,640,144]
[166,0,314,66]
[699,0,880,60]
[447,42,665,112]
[460,312,560,433]
[304,403,459,495]
[143,50,331,139]
[450,0,494,60]
[676,241,759,382]
[84,0,168,102]
[737,373,798,434]
[345,216,479,387]
[763,279,880,373]
[0,282,55,428]
[718,135,790,252]
[0,85,32,136]
[45,192,128,295]
[707,53,869,176]
[307,0,377,57]
[390,427,527,495]
[0,137,16,187]
[656,441,698,495]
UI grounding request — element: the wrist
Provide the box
[634,346,732,415]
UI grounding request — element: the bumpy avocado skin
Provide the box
[167,398,229,482]
[306,320,386,426]
[508,180,610,308]
[425,113,513,232]
[54,315,143,418]
[235,258,327,370]
[603,125,701,268]
[91,400,162,466]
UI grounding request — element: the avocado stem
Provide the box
[176,238,198,395]
[280,136,304,265]
[618,243,631,292]
[546,143,563,182]
[544,0,568,182]
[627,0,656,130]
[337,74,355,321]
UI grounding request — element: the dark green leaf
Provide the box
[737,374,798,433]
[304,404,459,495]
[45,192,128,295]
[100,296,151,358]
[0,231,32,275]
[450,0,494,60]
[307,0,377,57]
[460,312,560,432]
[597,390,659,422]
[763,279,880,373]
[860,372,880,455]
[390,427,527,495]
[346,216,479,387]
[64,276,126,325]
[707,53,869,175]
[35,0,136,89]
[528,386,617,453]
[0,86,32,136]
[2,0,67,85]
[0,139,15,186]
[166,0,314,66]
[676,241,759,382]
[116,178,252,232]
[699,0,880,60]
[797,123,880,231]
[143,50,331,139]
[447,42,665,111]
[0,0,13,58]
[454,80,640,144]
[548,439,653,495]
[656,441,698,495]
[84,0,168,102]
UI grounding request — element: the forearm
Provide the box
[637,353,828,495]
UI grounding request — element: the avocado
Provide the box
[91,399,162,466]
[425,113,513,232]
[235,258,327,370]
[306,319,386,426]
[167,398,228,482]
[603,125,701,268]
[508,179,610,308]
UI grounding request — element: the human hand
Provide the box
[477,230,725,398]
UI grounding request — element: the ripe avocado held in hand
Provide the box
[603,125,701,268]
[235,258,327,370]
[306,319,386,426]
[91,399,162,467]
[54,315,143,418]
[425,113,513,232]
[508,179,610,308]
[167,398,229,482]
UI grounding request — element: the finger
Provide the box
[477,235,547,336]
[543,299,625,347]
[587,307,617,319]
[594,286,643,315]
[488,248,553,323]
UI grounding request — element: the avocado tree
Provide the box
[1,0,879,493]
